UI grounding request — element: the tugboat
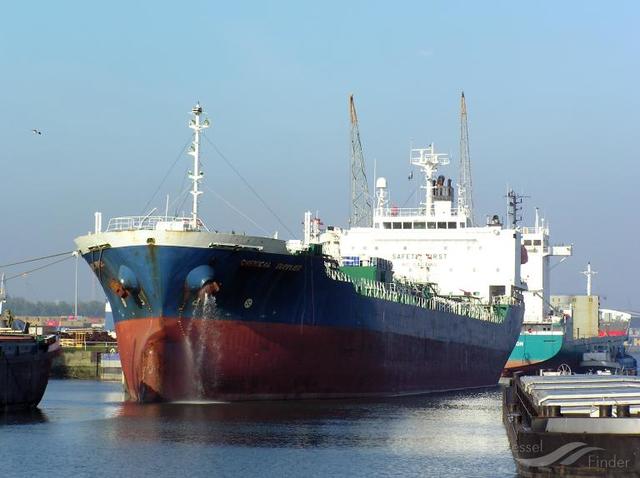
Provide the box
[0,276,60,411]
[504,372,640,477]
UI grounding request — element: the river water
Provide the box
[0,380,517,477]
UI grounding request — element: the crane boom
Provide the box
[458,91,474,225]
[349,94,372,227]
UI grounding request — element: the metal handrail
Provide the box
[324,262,516,323]
[105,216,208,232]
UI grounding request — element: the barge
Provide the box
[504,373,640,477]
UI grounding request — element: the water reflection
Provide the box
[109,387,508,456]
[0,408,48,425]
[1,381,516,477]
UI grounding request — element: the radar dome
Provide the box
[375,177,388,189]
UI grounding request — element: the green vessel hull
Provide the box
[504,329,631,375]
[504,332,563,370]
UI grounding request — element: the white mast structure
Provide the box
[581,262,598,296]
[188,103,210,230]
[410,144,450,214]
[0,273,5,316]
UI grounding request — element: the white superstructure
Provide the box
[295,144,524,303]
[520,209,572,324]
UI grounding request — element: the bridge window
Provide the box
[392,222,402,229]
[524,240,532,246]
[533,239,542,246]
[414,222,426,229]
[402,222,412,229]
[448,222,457,229]
[459,222,465,228]
[427,222,436,229]
[437,222,446,229]
[383,222,391,229]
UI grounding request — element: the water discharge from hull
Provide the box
[182,293,221,399]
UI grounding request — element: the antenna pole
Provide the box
[581,262,598,296]
[410,144,449,214]
[506,189,529,228]
[0,273,5,316]
[73,251,79,319]
[188,103,210,229]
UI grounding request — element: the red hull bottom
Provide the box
[502,359,547,377]
[116,318,510,402]
[502,355,582,377]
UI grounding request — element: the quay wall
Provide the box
[51,348,122,381]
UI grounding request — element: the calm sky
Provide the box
[0,1,638,311]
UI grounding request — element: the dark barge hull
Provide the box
[503,378,640,477]
[1,337,58,411]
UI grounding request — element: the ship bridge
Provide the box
[330,144,522,303]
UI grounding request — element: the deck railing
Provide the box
[106,216,208,232]
[325,263,515,324]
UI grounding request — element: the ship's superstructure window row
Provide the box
[380,221,465,230]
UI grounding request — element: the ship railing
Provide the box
[520,226,547,235]
[324,263,511,323]
[105,216,209,232]
[373,207,460,218]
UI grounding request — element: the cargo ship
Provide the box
[74,103,525,402]
[0,279,60,411]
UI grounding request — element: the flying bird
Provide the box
[32,129,42,135]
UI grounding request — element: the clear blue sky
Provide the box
[0,1,638,311]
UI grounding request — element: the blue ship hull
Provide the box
[82,243,524,401]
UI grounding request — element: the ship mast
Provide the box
[410,144,449,214]
[581,262,597,296]
[506,189,529,228]
[188,103,210,229]
[0,274,5,316]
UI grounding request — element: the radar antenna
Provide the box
[349,94,372,227]
[458,91,474,225]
